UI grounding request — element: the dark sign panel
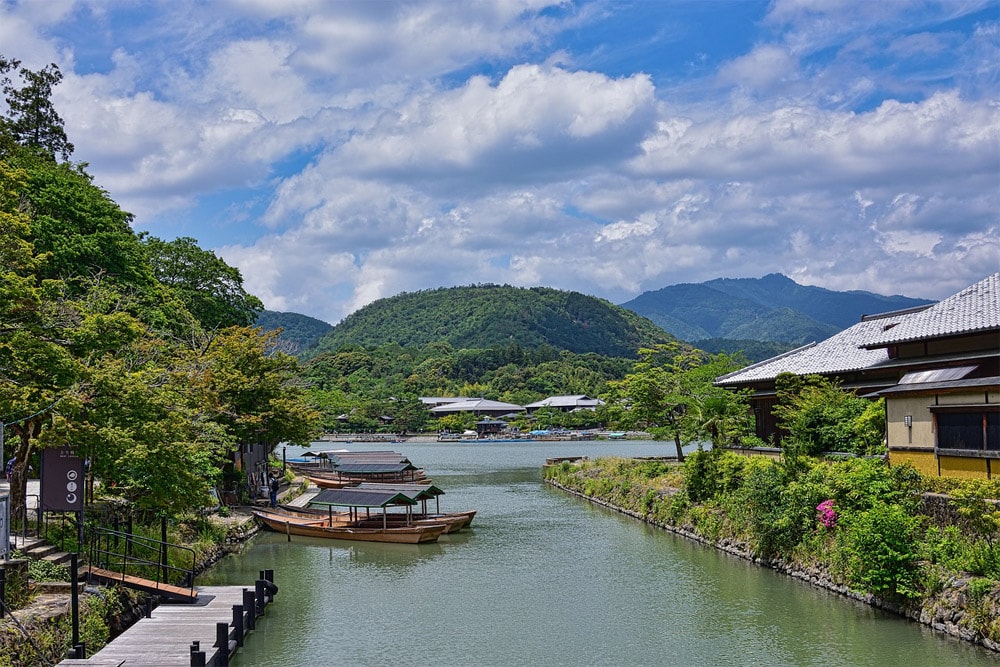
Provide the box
[41,447,84,512]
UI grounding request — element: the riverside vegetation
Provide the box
[544,452,1000,649]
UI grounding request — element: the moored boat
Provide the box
[253,508,447,544]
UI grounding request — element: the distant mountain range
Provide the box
[619,273,933,345]
[256,274,935,361]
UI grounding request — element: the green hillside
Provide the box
[256,310,333,356]
[312,284,674,357]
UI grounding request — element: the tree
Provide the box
[200,326,318,452]
[142,235,263,330]
[604,343,752,461]
[772,374,884,456]
[1,57,74,161]
[0,155,81,514]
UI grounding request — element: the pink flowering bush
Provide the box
[817,499,838,529]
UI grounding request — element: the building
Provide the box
[522,395,605,413]
[865,274,999,478]
[715,273,999,477]
[428,398,526,418]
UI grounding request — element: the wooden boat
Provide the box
[306,475,357,489]
[253,508,447,544]
[280,503,476,533]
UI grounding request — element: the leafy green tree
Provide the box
[200,326,318,452]
[0,155,81,513]
[773,374,884,455]
[604,344,751,461]
[142,235,263,329]
[1,56,74,160]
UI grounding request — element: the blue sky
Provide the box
[2,0,997,324]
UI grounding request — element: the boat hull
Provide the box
[253,509,447,543]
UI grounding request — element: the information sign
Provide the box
[41,447,84,512]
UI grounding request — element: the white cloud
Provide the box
[2,0,996,321]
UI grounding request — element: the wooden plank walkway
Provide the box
[86,566,197,602]
[58,585,266,666]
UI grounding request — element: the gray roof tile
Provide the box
[715,273,999,386]
[861,273,999,348]
[715,317,893,385]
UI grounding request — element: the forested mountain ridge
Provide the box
[311,284,675,358]
[621,273,933,345]
[256,310,333,356]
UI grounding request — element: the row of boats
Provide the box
[252,450,475,544]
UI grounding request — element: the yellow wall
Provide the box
[938,455,990,480]
[889,450,938,477]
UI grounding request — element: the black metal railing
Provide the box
[86,526,196,598]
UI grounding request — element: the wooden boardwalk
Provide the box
[58,584,272,666]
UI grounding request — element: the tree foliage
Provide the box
[313,284,674,358]
[1,56,74,161]
[0,90,318,518]
[142,235,263,329]
[603,343,753,460]
[773,373,885,456]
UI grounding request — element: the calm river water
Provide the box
[201,441,996,666]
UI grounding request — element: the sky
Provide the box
[1,0,998,325]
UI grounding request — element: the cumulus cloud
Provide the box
[2,0,995,322]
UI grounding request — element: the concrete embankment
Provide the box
[546,478,1000,653]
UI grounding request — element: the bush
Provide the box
[834,503,922,598]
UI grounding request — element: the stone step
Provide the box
[42,551,76,568]
[25,543,60,559]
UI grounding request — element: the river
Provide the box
[200,441,996,666]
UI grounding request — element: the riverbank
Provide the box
[544,456,1000,653]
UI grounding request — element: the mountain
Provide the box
[312,285,674,358]
[256,310,333,356]
[620,274,933,346]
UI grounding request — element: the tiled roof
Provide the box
[523,395,604,409]
[715,273,999,387]
[714,316,894,386]
[429,398,525,413]
[861,273,1000,348]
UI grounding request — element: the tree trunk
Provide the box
[8,419,40,528]
[673,434,685,462]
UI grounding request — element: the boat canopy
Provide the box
[355,482,444,501]
[311,488,417,509]
[332,462,418,474]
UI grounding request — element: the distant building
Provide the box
[523,395,605,413]
[420,397,473,408]
[716,273,999,478]
[428,398,526,417]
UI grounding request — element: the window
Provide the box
[936,410,1000,451]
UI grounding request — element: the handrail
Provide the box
[86,526,197,598]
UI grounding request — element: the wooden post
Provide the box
[255,579,265,617]
[242,589,256,630]
[215,622,230,666]
[232,605,244,646]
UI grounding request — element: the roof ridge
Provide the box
[714,341,817,382]
[860,303,935,321]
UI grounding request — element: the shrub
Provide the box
[834,503,922,597]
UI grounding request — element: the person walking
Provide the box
[269,475,280,508]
